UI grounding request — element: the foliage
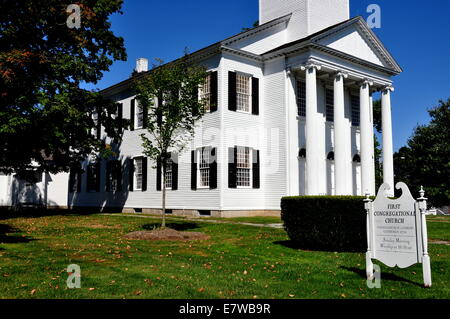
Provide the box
[372,99,382,134]
[133,56,208,227]
[394,99,450,207]
[241,20,260,32]
[281,196,371,252]
[0,0,127,175]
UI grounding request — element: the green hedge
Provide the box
[281,196,372,252]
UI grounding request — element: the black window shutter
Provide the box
[192,86,199,116]
[210,71,218,112]
[95,162,101,192]
[117,103,123,132]
[228,71,237,111]
[141,157,147,191]
[228,147,237,188]
[129,158,134,191]
[172,154,178,190]
[191,150,197,190]
[210,147,217,189]
[157,94,163,127]
[142,103,148,129]
[69,169,75,192]
[116,161,122,192]
[156,156,162,191]
[252,77,259,115]
[252,149,260,189]
[105,161,111,192]
[130,99,135,131]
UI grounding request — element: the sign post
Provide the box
[365,182,433,288]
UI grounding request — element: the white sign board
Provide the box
[365,182,432,287]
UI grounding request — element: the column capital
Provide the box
[300,61,322,72]
[381,85,395,93]
[359,78,374,87]
[334,71,348,80]
[286,67,293,77]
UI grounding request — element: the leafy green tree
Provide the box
[0,0,126,175]
[394,99,450,207]
[133,57,208,228]
[372,99,383,190]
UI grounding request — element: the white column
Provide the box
[382,86,395,196]
[360,79,373,195]
[301,62,321,195]
[333,72,348,195]
[287,69,300,195]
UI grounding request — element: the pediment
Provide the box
[312,18,401,72]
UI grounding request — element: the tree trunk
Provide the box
[161,162,166,228]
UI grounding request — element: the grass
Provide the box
[0,212,449,299]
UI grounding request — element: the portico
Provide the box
[288,58,396,196]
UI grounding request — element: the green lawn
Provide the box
[0,213,449,299]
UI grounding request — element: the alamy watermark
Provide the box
[366,4,381,29]
[66,4,81,29]
[366,264,381,289]
[66,264,81,288]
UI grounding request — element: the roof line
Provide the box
[100,14,292,97]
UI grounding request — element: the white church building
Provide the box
[0,0,402,217]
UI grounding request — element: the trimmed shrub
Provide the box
[281,196,373,252]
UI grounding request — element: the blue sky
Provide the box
[86,0,450,151]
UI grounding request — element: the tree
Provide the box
[372,99,383,190]
[242,20,259,32]
[0,0,127,175]
[394,99,450,207]
[133,57,208,228]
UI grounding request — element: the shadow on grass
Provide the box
[0,224,35,244]
[0,207,105,221]
[142,222,201,231]
[340,266,423,288]
[273,240,364,253]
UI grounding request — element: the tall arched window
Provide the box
[353,154,361,163]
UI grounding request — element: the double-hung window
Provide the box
[297,81,306,117]
[136,102,144,129]
[164,157,173,189]
[236,147,251,188]
[200,73,211,112]
[69,163,82,193]
[134,157,143,191]
[106,160,121,192]
[199,148,210,188]
[351,95,360,127]
[86,162,100,192]
[236,74,251,113]
[325,88,334,122]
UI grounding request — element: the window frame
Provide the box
[163,157,173,190]
[133,157,144,191]
[199,73,212,113]
[197,147,211,189]
[107,160,121,193]
[297,80,306,117]
[235,73,252,114]
[325,88,334,122]
[135,101,144,130]
[86,162,99,193]
[236,146,252,189]
[351,94,360,127]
